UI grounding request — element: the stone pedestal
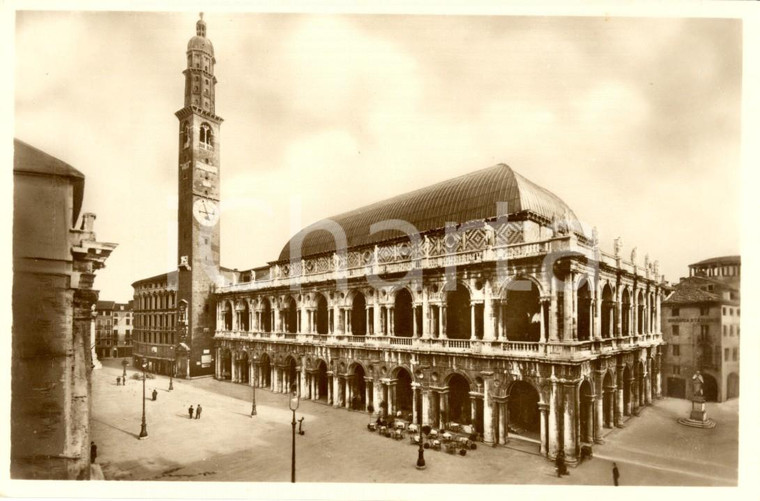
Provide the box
[677,397,716,429]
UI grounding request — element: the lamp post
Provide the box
[288,384,300,483]
[251,354,258,417]
[138,358,148,439]
[121,358,128,380]
[169,346,175,391]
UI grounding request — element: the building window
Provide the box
[672,365,680,375]
[724,348,730,361]
[729,325,734,336]
[723,325,727,336]
[672,325,679,336]
[700,306,709,316]
[700,324,709,341]
[199,124,213,149]
[672,308,679,317]
[672,345,680,356]
[732,348,738,361]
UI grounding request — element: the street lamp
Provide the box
[139,358,148,439]
[168,346,175,391]
[288,384,300,483]
[121,358,128,380]
[251,354,258,417]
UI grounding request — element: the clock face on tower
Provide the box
[192,198,219,226]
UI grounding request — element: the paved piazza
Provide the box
[92,360,737,485]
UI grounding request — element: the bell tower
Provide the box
[175,13,223,378]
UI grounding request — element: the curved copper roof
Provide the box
[278,163,578,261]
[188,35,214,56]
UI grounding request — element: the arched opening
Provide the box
[504,279,540,342]
[259,353,272,388]
[577,280,591,341]
[351,364,367,410]
[446,284,471,340]
[351,293,367,336]
[287,357,299,393]
[239,351,249,384]
[637,291,645,334]
[240,302,250,331]
[601,284,613,339]
[623,365,631,415]
[508,381,540,437]
[621,289,631,336]
[285,297,298,333]
[394,289,413,337]
[447,373,472,427]
[727,372,739,399]
[262,299,272,332]
[316,295,328,334]
[394,368,413,417]
[317,360,328,402]
[221,349,232,380]
[579,380,593,443]
[702,373,718,402]
[199,123,214,149]
[602,372,613,428]
[223,301,232,330]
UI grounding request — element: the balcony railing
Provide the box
[213,329,662,360]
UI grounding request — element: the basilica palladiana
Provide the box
[133,15,666,465]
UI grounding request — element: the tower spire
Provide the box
[196,12,206,38]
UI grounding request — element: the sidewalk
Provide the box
[91,361,737,485]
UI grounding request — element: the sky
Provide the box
[13,9,744,303]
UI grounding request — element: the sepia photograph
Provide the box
[6,2,757,498]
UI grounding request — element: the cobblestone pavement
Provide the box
[91,360,737,485]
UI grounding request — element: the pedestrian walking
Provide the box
[188,405,194,419]
[152,389,158,401]
[116,376,120,386]
[90,441,97,463]
[195,404,202,419]
[612,462,620,486]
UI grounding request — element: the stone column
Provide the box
[389,307,395,336]
[332,375,340,408]
[645,370,652,405]
[422,390,432,426]
[438,304,448,339]
[548,380,560,458]
[484,283,495,341]
[655,352,663,398]
[470,303,476,340]
[438,391,447,429]
[584,394,595,444]
[365,378,372,411]
[615,371,624,426]
[300,365,307,397]
[539,298,549,343]
[594,384,604,443]
[438,305,446,339]
[538,403,549,456]
[344,376,352,409]
[411,382,418,423]
[563,382,578,463]
[422,289,430,338]
[412,306,418,337]
[548,282,559,342]
[629,376,638,415]
[482,376,493,444]
[564,274,575,341]
[389,381,397,416]
[496,401,505,445]
[373,380,383,412]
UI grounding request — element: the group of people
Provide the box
[115,376,127,385]
[188,404,203,419]
[555,452,621,486]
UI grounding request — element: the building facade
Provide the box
[135,16,666,465]
[132,272,178,374]
[661,256,740,402]
[12,139,116,479]
[94,301,134,359]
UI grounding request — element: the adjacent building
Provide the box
[133,16,666,466]
[661,256,740,402]
[94,301,134,359]
[12,139,116,479]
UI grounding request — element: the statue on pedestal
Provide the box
[691,371,704,399]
